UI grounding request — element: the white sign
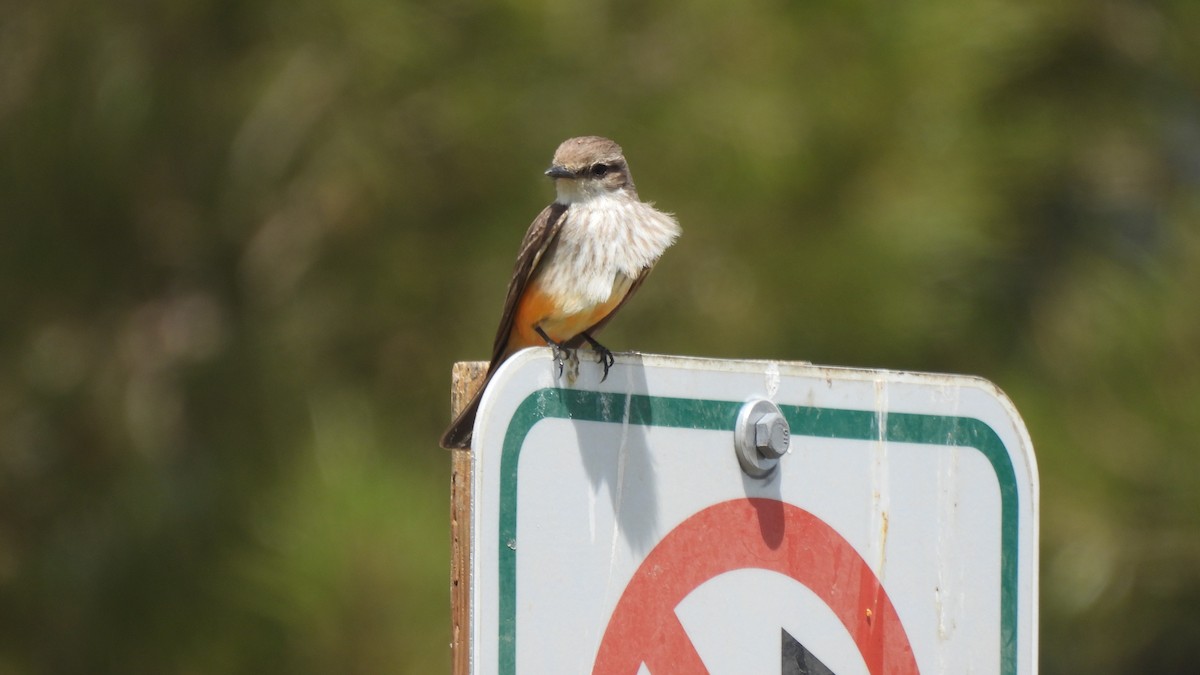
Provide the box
[471,351,1038,675]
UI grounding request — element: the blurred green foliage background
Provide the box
[1,0,1198,672]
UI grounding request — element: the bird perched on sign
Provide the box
[439,136,681,449]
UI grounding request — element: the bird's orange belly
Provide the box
[508,278,627,352]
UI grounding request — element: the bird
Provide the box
[439,136,681,449]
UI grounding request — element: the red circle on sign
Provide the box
[593,498,919,674]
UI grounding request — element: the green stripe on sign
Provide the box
[496,389,1020,675]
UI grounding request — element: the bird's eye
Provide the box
[591,163,609,176]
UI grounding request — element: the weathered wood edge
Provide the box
[449,361,487,675]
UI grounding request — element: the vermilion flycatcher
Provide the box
[439,136,680,449]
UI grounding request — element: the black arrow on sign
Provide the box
[782,628,836,675]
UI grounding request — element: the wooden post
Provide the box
[449,361,487,675]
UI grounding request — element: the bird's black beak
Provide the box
[544,165,575,179]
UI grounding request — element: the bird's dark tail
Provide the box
[439,382,485,449]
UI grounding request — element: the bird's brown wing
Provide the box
[439,202,567,449]
[489,202,568,366]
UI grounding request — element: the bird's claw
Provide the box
[580,332,615,382]
[535,325,571,378]
[595,346,614,382]
[537,327,616,382]
[551,344,570,377]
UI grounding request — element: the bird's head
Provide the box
[545,136,636,203]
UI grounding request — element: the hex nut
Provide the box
[735,398,790,479]
[754,412,790,459]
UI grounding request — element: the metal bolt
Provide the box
[735,399,791,478]
[754,412,790,459]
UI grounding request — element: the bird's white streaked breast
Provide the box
[537,192,680,315]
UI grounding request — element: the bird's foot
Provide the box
[580,332,615,382]
[534,326,571,377]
